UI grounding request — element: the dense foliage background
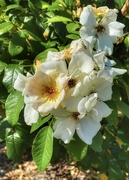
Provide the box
[0,0,129,179]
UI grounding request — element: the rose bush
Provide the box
[0,0,129,178]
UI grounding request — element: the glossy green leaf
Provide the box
[6,131,25,162]
[31,115,52,133]
[116,101,129,118]
[0,22,14,35]
[5,91,24,126]
[66,33,79,40]
[66,22,79,33]
[32,126,53,172]
[47,16,72,23]
[3,64,23,92]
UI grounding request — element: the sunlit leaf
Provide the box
[30,115,52,133]
[0,22,14,35]
[3,64,23,92]
[47,16,72,23]
[32,126,53,172]
[5,91,24,126]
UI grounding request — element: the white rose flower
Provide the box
[46,39,92,61]
[14,73,39,125]
[23,68,67,116]
[53,93,111,144]
[80,5,125,55]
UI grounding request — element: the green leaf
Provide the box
[47,1,65,11]
[126,157,129,170]
[90,132,103,152]
[47,16,72,23]
[9,31,26,56]
[0,118,11,142]
[114,0,126,9]
[116,101,129,118]
[66,33,79,40]
[0,0,6,6]
[5,91,24,126]
[66,22,79,33]
[32,126,53,172]
[15,122,31,143]
[35,1,49,9]
[0,22,14,35]
[6,4,24,11]
[106,101,118,125]
[34,48,57,62]
[65,133,88,161]
[31,115,52,133]
[3,64,23,92]
[0,61,7,73]
[6,131,25,162]
[109,160,125,179]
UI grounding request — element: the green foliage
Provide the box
[32,126,53,172]
[6,131,26,162]
[5,91,24,126]
[64,133,88,161]
[0,0,129,178]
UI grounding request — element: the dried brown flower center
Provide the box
[68,79,77,89]
[96,25,105,33]
[72,112,80,121]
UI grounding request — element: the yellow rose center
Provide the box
[43,85,59,101]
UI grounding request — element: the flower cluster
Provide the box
[14,5,126,145]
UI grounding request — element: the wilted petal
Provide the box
[76,116,101,144]
[53,117,76,143]
[24,103,39,125]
